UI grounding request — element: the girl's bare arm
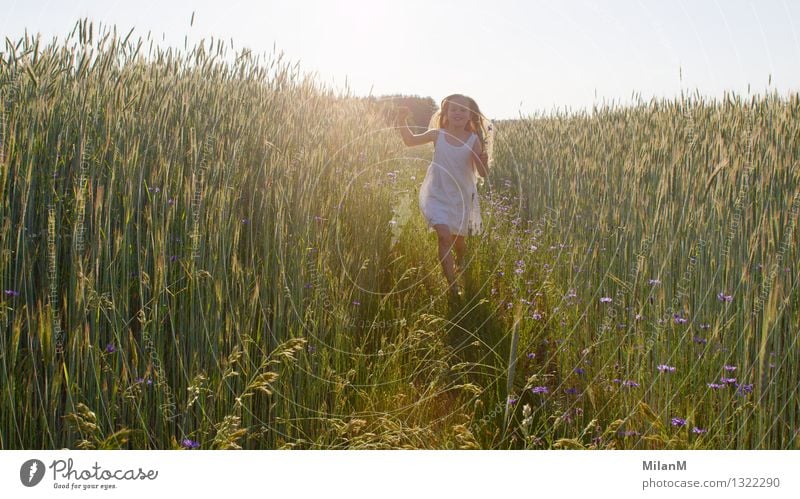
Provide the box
[396,107,436,147]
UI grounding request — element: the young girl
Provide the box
[396,94,492,299]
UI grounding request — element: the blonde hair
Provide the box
[427,94,494,174]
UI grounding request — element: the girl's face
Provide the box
[446,98,472,127]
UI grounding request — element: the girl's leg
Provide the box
[433,224,458,290]
[453,235,467,275]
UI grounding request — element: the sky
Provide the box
[2,0,800,120]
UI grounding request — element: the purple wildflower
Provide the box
[671,417,686,427]
[647,279,661,285]
[527,352,535,360]
[4,289,20,297]
[621,380,640,388]
[673,313,688,324]
[181,439,200,449]
[721,377,737,385]
[170,255,178,262]
[104,343,116,353]
[352,300,360,306]
[723,365,736,372]
[507,397,517,405]
[707,383,724,389]
[532,311,542,320]
[531,386,549,394]
[600,296,612,303]
[735,383,753,395]
[692,427,707,434]
[717,292,733,302]
[168,198,175,206]
[565,387,579,395]
[693,336,708,345]
[657,364,676,373]
[574,367,585,375]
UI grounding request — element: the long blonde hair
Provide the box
[428,94,494,177]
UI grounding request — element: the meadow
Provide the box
[1,20,797,450]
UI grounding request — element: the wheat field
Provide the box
[0,20,797,450]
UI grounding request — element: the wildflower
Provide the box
[600,296,612,303]
[3,289,19,297]
[619,430,639,437]
[657,364,676,373]
[692,427,707,434]
[170,255,178,263]
[527,352,535,360]
[574,367,585,375]
[671,417,686,427]
[514,267,524,275]
[648,279,661,285]
[529,245,538,252]
[635,313,643,320]
[735,383,753,395]
[104,343,116,354]
[565,387,579,395]
[707,383,724,389]
[352,300,361,306]
[508,396,517,405]
[522,403,532,418]
[717,292,733,302]
[181,439,200,449]
[566,289,577,299]
[720,377,737,385]
[531,386,548,394]
[532,311,542,320]
[241,218,249,224]
[673,313,688,324]
[168,198,175,206]
[693,336,708,345]
[621,380,639,388]
[699,323,711,330]
[723,365,736,372]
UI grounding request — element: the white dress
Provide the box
[418,129,483,237]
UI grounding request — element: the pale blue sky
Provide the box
[2,0,800,119]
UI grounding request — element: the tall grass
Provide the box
[1,19,797,450]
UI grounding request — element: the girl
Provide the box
[396,94,493,299]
